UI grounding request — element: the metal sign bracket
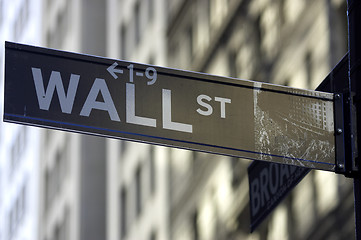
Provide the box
[334,93,347,174]
[332,84,358,177]
[317,52,358,177]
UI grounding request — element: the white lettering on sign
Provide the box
[250,163,298,216]
[196,94,231,118]
[124,63,157,85]
[145,67,157,85]
[32,68,79,114]
[162,89,193,133]
[31,65,196,133]
[80,78,120,122]
[126,83,156,127]
[107,62,123,79]
[268,164,278,194]
[214,97,231,118]
[196,94,213,116]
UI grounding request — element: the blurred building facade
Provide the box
[0,0,356,240]
[41,0,170,240]
[166,0,353,239]
[106,1,170,240]
[40,0,108,240]
[0,1,43,240]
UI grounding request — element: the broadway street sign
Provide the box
[3,42,336,171]
[248,161,310,231]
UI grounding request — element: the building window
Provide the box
[7,181,27,239]
[305,52,312,89]
[56,9,65,48]
[149,230,157,240]
[231,157,242,188]
[8,209,14,239]
[63,207,70,240]
[45,170,49,211]
[55,150,62,192]
[150,147,156,195]
[279,0,286,26]
[148,0,154,21]
[47,30,56,48]
[55,207,70,240]
[45,168,53,211]
[58,10,66,46]
[148,55,155,65]
[187,24,194,59]
[228,50,238,78]
[48,0,70,49]
[13,0,30,41]
[120,25,127,59]
[120,187,127,239]
[54,224,61,240]
[192,210,199,240]
[135,2,141,45]
[168,41,179,68]
[206,0,211,27]
[17,182,27,224]
[9,127,27,177]
[254,15,263,54]
[60,139,69,181]
[283,79,290,87]
[119,140,127,155]
[45,140,69,212]
[135,165,142,216]
[21,182,27,222]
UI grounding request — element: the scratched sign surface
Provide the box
[3,42,336,171]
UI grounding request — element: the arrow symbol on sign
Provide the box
[107,62,123,79]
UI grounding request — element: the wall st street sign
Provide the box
[3,42,336,171]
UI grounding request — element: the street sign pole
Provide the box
[347,0,361,239]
